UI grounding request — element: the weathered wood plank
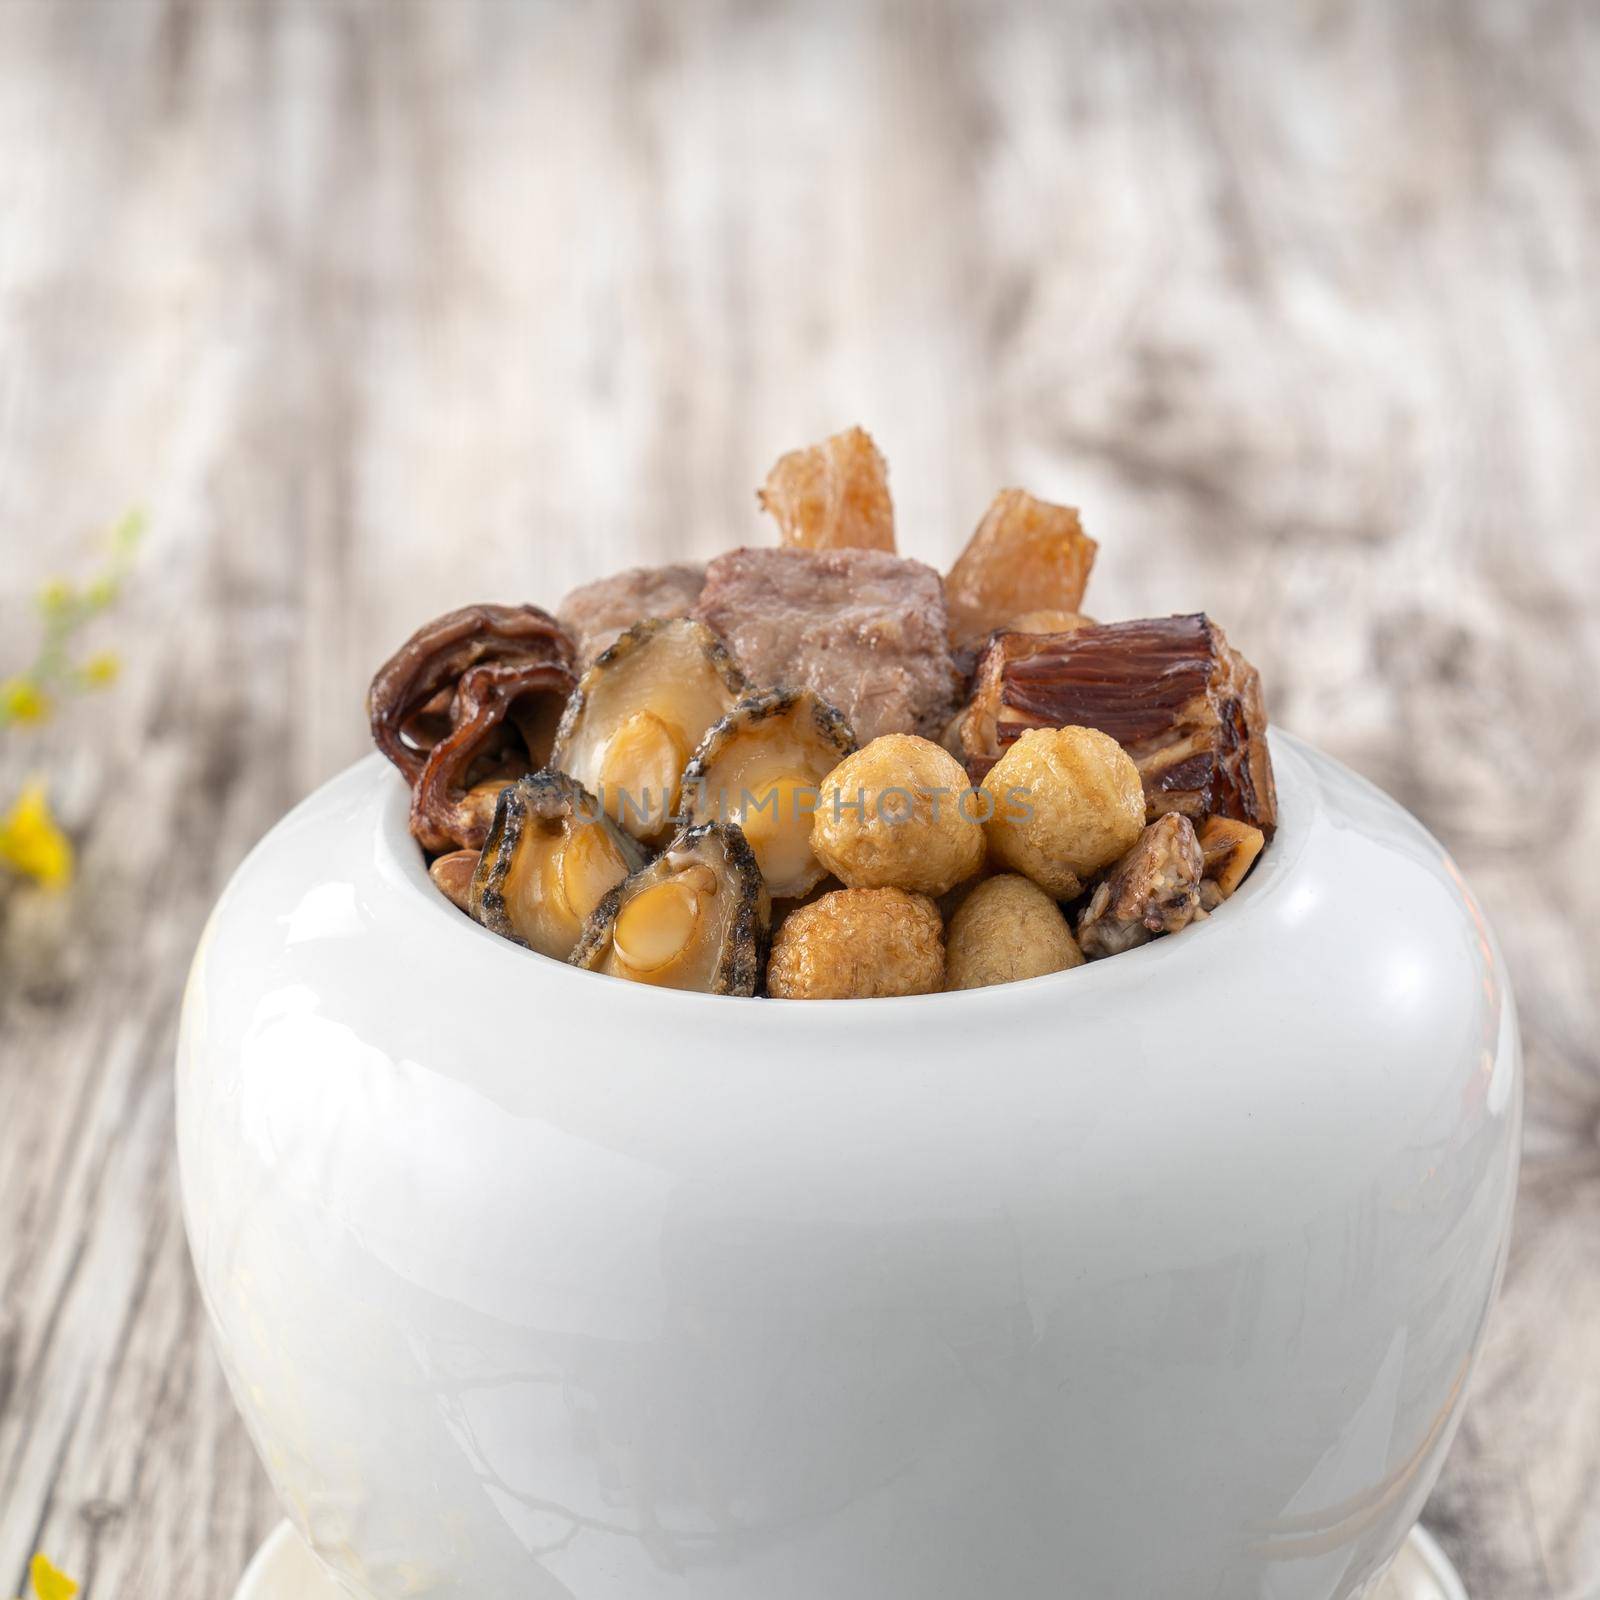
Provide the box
[0,2,1595,1596]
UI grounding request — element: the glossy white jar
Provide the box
[176,732,1520,1600]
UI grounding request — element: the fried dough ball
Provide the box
[944,874,1084,990]
[766,887,944,999]
[810,734,986,896]
[980,725,1144,899]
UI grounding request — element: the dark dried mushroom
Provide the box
[468,771,650,961]
[550,617,749,846]
[961,613,1277,836]
[368,603,575,782]
[1076,814,1206,960]
[368,604,577,853]
[682,689,856,899]
[409,655,578,853]
[571,821,769,995]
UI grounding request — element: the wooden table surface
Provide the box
[1,3,1596,1596]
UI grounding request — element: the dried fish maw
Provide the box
[759,426,896,553]
[945,490,1097,645]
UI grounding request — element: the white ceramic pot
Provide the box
[177,731,1521,1600]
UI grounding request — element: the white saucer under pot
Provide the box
[179,731,1520,1600]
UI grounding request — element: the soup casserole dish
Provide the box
[176,729,1520,1599]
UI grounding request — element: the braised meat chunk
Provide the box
[693,547,961,743]
[558,562,707,666]
[962,613,1277,835]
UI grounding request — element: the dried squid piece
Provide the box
[682,689,856,900]
[367,603,575,785]
[572,821,769,995]
[962,613,1278,836]
[550,618,750,845]
[1076,814,1205,960]
[944,489,1098,646]
[759,425,896,553]
[469,772,650,960]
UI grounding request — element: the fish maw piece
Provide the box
[944,489,1097,645]
[961,614,1278,835]
[693,547,960,743]
[758,426,896,553]
[558,563,707,665]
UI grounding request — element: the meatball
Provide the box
[980,725,1144,899]
[811,734,986,896]
[944,874,1084,990]
[766,887,944,999]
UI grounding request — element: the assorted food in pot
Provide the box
[369,426,1277,998]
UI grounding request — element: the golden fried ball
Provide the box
[766,887,944,999]
[944,873,1083,990]
[980,725,1144,898]
[811,734,985,896]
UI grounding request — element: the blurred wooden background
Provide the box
[0,2,1596,1596]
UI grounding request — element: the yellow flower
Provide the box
[37,578,75,616]
[1,677,51,724]
[81,651,120,688]
[0,781,74,890]
[28,1553,79,1600]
